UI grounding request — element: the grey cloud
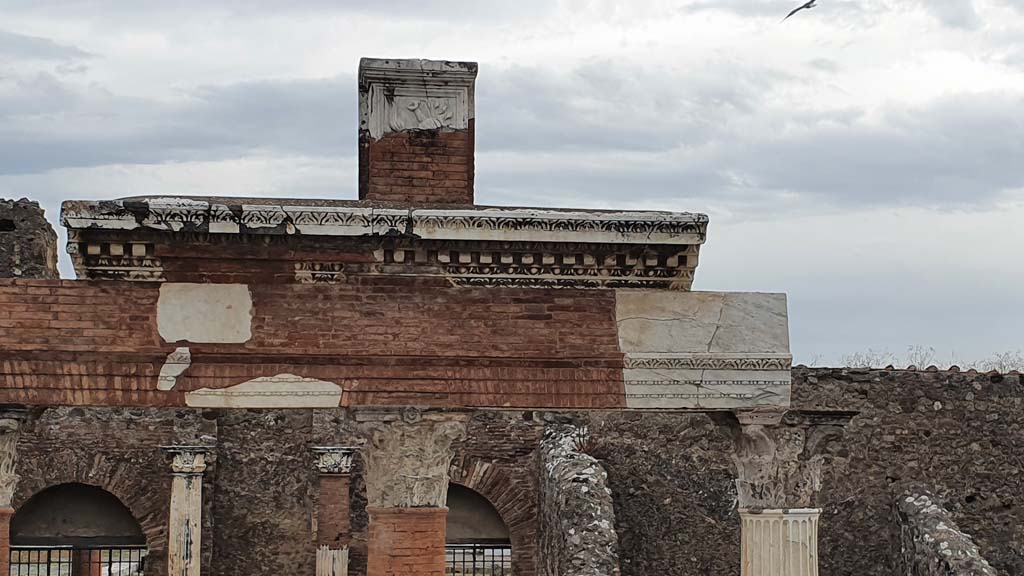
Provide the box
[922,0,980,28]
[0,73,355,174]
[0,29,93,61]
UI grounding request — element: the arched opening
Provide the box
[10,483,147,575]
[445,484,511,575]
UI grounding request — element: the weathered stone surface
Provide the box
[713,410,852,510]
[0,198,57,279]
[210,410,317,576]
[185,374,343,408]
[0,408,26,508]
[358,411,466,509]
[592,368,1024,576]
[896,490,997,576]
[157,283,253,344]
[538,426,619,576]
[616,291,792,409]
[740,509,820,576]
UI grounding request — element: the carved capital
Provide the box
[714,410,855,510]
[358,413,467,508]
[162,446,210,475]
[312,446,357,475]
[0,406,29,508]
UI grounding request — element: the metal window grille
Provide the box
[445,544,511,576]
[10,546,146,576]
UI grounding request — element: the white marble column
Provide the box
[715,410,852,576]
[740,509,820,576]
[163,446,209,576]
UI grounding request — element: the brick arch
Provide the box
[449,456,537,576]
[13,452,168,552]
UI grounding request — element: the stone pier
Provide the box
[164,446,210,576]
[358,410,467,576]
[715,410,853,576]
[0,407,27,576]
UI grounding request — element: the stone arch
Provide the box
[449,456,537,576]
[12,483,145,546]
[13,452,168,552]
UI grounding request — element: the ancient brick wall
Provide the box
[360,129,474,205]
[591,368,1024,576]
[0,279,623,408]
[0,199,58,280]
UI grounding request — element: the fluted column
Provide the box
[0,407,27,576]
[313,446,357,576]
[358,409,467,576]
[715,410,853,576]
[163,446,209,576]
[740,509,820,576]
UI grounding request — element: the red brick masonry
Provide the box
[0,278,626,409]
[360,128,475,205]
[318,475,352,547]
[366,507,448,576]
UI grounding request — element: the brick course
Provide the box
[0,279,625,409]
[360,128,475,205]
[366,507,448,576]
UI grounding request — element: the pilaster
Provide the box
[0,406,28,576]
[313,446,357,576]
[163,446,210,576]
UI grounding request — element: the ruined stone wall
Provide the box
[12,408,544,576]
[590,368,1024,576]
[13,407,215,576]
[537,426,620,576]
[895,489,998,576]
[0,199,58,280]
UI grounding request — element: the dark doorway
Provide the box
[10,483,147,575]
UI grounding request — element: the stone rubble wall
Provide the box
[0,198,58,279]
[590,367,1024,576]
[538,425,620,576]
[896,490,998,576]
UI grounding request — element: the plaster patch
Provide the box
[157,283,252,343]
[157,347,192,390]
[185,374,343,408]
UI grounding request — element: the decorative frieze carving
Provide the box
[295,262,347,284]
[713,410,854,510]
[359,58,476,140]
[313,447,357,475]
[358,411,467,508]
[63,200,707,244]
[0,407,28,508]
[623,354,792,371]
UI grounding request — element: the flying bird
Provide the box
[782,0,817,21]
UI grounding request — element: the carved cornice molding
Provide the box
[62,200,707,245]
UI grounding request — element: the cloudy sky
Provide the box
[2,0,1022,365]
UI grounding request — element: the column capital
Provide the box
[0,405,29,509]
[162,446,211,475]
[713,409,855,510]
[356,409,468,508]
[312,446,358,475]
